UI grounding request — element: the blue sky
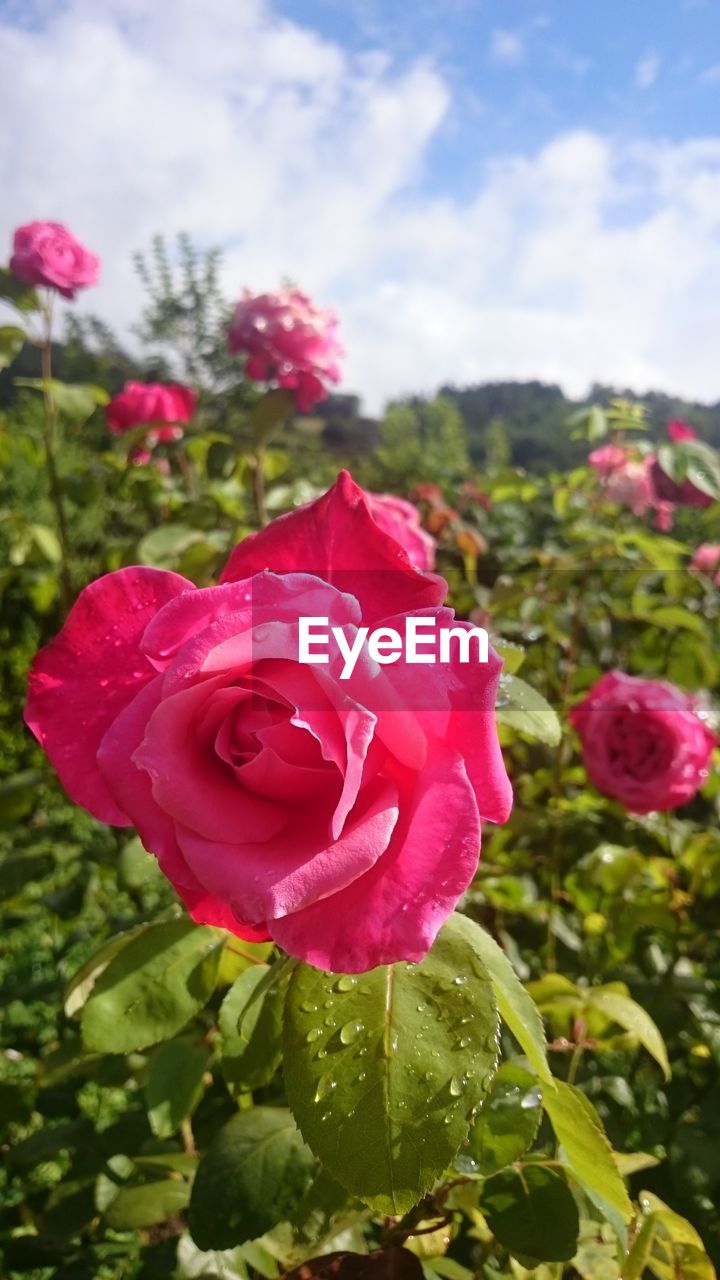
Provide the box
[278,0,720,164]
[2,0,720,409]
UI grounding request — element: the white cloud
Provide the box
[700,62,720,85]
[635,51,661,89]
[2,1,720,413]
[489,28,526,66]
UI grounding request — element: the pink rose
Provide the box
[10,221,99,300]
[106,382,196,438]
[588,444,627,477]
[364,492,436,570]
[604,459,655,515]
[649,457,713,509]
[648,421,715,509]
[569,671,715,815]
[228,287,343,412]
[25,472,511,973]
[667,420,696,442]
[690,544,720,581]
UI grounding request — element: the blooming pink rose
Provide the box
[588,444,627,477]
[364,492,436,570]
[228,287,343,412]
[569,671,715,815]
[106,382,196,438]
[10,221,99,300]
[690,544,720,580]
[25,472,511,972]
[667,420,696,442]
[649,457,713,509]
[604,459,655,515]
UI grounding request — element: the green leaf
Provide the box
[624,1192,715,1280]
[461,919,553,1085]
[467,1062,542,1175]
[96,1153,193,1229]
[542,1081,633,1230]
[282,913,500,1214]
[29,523,62,564]
[493,640,527,675]
[15,377,109,420]
[495,675,561,747]
[219,963,285,1091]
[117,834,164,891]
[146,1037,211,1138]
[588,989,670,1080]
[480,1164,580,1263]
[0,325,25,370]
[138,522,223,571]
[64,925,149,1018]
[189,1107,315,1249]
[251,388,295,445]
[81,920,224,1053]
[0,267,39,311]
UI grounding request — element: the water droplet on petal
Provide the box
[450,1075,465,1097]
[306,1028,322,1043]
[452,976,467,986]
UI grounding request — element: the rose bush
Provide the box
[364,491,436,570]
[228,286,343,411]
[25,471,511,972]
[569,671,716,814]
[9,220,99,299]
[106,380,197,441]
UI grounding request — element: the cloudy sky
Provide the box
[2,0,720,411]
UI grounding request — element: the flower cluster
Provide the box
[590,419,717,529]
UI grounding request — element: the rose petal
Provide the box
[25,567,193,824]
[97,678,268,940]
[175,774,399,921]
[220,471,447,623]
[270,748,481,971]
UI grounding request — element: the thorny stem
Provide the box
[40,295,73,611]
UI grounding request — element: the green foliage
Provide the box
[1,237,719,1278]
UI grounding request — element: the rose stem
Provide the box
[40,294,73,611]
